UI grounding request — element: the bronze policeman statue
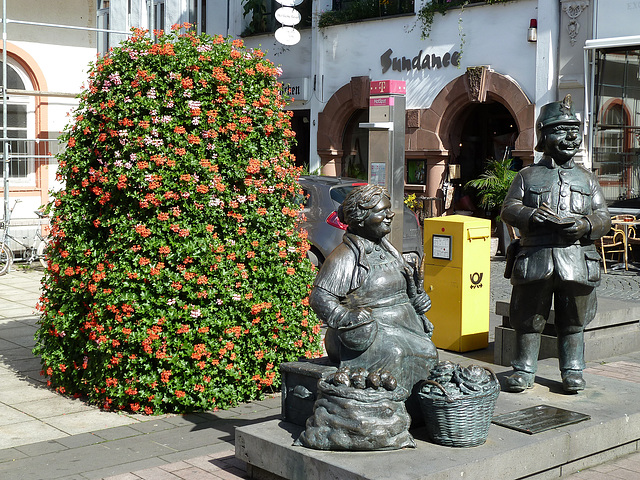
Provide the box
[501,94,611,393]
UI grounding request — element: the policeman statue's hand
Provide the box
[561,217,590,241]
[530,208,550,225]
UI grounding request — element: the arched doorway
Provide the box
[456,102,519,188]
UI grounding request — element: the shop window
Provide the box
[319,0,414,27]
[593,48,640,202]
[341,109,369,180]
[406,159,426,184]
[0,61,35,185]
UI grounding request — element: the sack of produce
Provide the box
[296,367,415,451]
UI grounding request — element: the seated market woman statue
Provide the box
[309,184,438,415]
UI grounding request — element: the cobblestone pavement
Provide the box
[490,256,640,304]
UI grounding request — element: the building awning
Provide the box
[584,35,640,50]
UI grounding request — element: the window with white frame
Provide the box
[97,0,110,55]
[151,0,166,33]
[0,60,35,186]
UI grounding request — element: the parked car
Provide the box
[297,175,423,268]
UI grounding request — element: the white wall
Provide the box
[594,0,640,39]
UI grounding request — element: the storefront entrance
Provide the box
[457,102,518,186]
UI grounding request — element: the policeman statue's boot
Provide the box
[558,330,586,393]
[505,332,540,392]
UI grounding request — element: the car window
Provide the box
[329,185,354,207]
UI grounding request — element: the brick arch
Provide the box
[415,68,535,162]
[317,76,370,175]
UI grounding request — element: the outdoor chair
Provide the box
[596,227,626,273]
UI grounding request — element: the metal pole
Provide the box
[148,0,155,43]
[0,18,132,35]
[3,0,8,224]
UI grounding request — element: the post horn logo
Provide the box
[470,272,483,289]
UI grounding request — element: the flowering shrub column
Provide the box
[34,25,322,414]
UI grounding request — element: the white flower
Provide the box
[232,294,242,301]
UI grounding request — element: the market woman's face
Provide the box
[361,197,394,241]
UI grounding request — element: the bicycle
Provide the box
[0,199,50,275]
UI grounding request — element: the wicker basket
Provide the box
[418,368,499,448]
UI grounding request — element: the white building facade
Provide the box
[4,0,640,226]
[232,0,640,210]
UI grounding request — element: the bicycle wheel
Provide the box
[0,244,13,275]
[36,237,50,269]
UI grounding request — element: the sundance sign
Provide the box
[380,48,460,74]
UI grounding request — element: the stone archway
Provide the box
[317,76,370,176]
[405,67,535,213]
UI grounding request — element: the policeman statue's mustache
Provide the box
[501,94,611,394]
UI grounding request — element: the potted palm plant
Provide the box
[465,157,517,255]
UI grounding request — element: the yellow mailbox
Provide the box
[423,215,491,352]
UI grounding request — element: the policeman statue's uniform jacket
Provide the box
[501,157,610,287]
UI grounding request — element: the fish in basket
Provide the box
[418,361,499,447]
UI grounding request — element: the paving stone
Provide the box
[0,447,28,463]
[0,420,66,449]
[85,457,169,480]
[101,474,144,480]
[170,466,220,479]
[185,454,224,472]
[54,432,105,449]
[128,418,178,435]
[15,439,69,456]
[209,466,248,480]
[44,409,140,436]
[160,460,193,472]
[13,394,96,419]
[124,466,178,480]
[0,402,35,426]
[93,425,146,442]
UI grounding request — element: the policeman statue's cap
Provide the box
[535,94,580,152]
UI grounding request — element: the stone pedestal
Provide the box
[280,359,337,427]
[494,297,640,367]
